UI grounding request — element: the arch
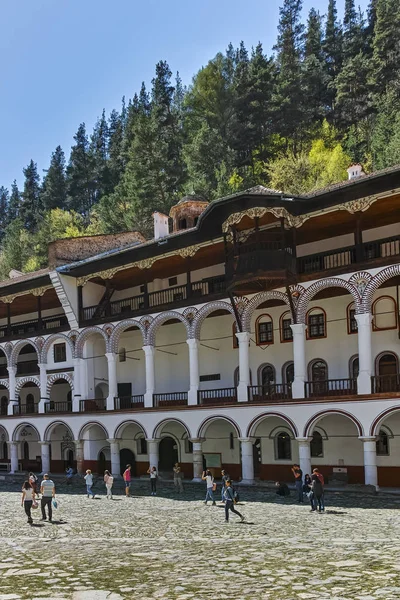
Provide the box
[146,311,191,346]
[192,301,237,340]
[296,278,360,324]
[347,302,357,334]
[255,314,274,345]
[15,377,40,396]
[0,424,9,441]
[349,354,359,379]
[306,307,327,339]
[197,415,242,439]
[375,351,399,376]
[0,379,9,390]
[114,419,148,440]
[44,420,74,442]
[78,421,109,441]
[75,326,110,358]
[12,422,41,442]
[46,373,74,396]
[40,333,76,364]
[282,361,294,385]
[370,406,400,436]
[363,265,400,313]
[152,418,191,440]
[247,412,298,438]
[308,359,328,382]
[109,320,146,353]
[372,295,397,331]
[257,363,276,386]
[280,311,293,342]
[242,291,291,332]
[11,339,40,367]
[303,409,364,438]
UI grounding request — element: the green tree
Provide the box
[371,0,400,92]
[66,123,96,218]
[40,145,67,210]
[8,180,21,221]
[20,160,41,232]
[0,218,33,279]
[90,109,111,200]
[0,186,9,236]
[108,109,125,190]
[323,0,343,113]
[371,87,400,168]
[302,9,327,130]
[343,0,365,61]
[336,52,372,127]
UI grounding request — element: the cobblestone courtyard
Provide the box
[1,482,400,600]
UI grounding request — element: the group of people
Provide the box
[202,468,245,523]
[276,464,325,512]
[21,473,56,524]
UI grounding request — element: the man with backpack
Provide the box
[223,479,244,523]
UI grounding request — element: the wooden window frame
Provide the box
[347,302,358,335]
[306,307,327,340]
[282,361,294,385]
[375,351,399,376]
[232,322,239,349]
[53,342,67,363]
[308,358,328,382]
[255,314,274,346]
[280,311,293,343]
[372,295,398,331]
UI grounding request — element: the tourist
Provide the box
[311,470,324,512]
[147,466,157,496]
[173,463,183,493]
[21,480,35,525]
[221,469,230,503]
[29,472,38,497]
[291,464,303,503]
[40,474,55,522]
[123,464,132,497]
[104,470,114,499]
[65,466,74,485]
[303,474,314,510]
[202,469,216,506]
[312,468,325,512]
[84,469,95,498]
[275,481,290,497]
[223,479,244,523]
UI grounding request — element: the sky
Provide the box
[0,0,370,191]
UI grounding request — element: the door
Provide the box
[159,437,178,471]
[378,354,398,392]
[117,383,132,409]
[119,448,136,476]
[253,438,261,477]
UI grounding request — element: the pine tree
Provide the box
[66,123,96,218]
[8,180,21,221]
[343,0,365,62]
[371,0,400,92]
[20,160,41,232]
[247,43,275,160]
[90,109,110,200]
[0,186,9,236]
[323,0,343,113]
[302,9,327,129]
[364,0,378,55]
[108,109,125,189]
[40,145,67,210]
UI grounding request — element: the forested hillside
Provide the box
[1,0,400,278]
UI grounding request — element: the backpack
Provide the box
[233,488,240,503]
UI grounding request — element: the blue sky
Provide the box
[0,0,370,190]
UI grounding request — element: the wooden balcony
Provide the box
[0,314,69,342]
[371,375,400,394]
[198,387,237,405]
[305,378,357,398]
[13,403,39,416]
[154,392,188,407]
[79,398,106,412]
[16,360,40,376]
[44,401,73,414]
[114,395,145,410]
[248,384,292,402]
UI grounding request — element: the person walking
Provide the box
[104,470,114,499]
[84,469,95,498]
[202,469,216,506]
[312,468,325,512]
[291,464,304,503]
[29,472,38,497]
[303,474,314,510]
[147,466,158,496]
[40,474,55,522]
[221,469,229,503]
[21,480,35,525]
[123,464,132,497]
[173,463,183,493]
[65,466,74,485]
[223,479,244,523]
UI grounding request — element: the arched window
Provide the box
[377,353,398,376]
[347,302,358,334]
[280,311,293,342]
[26,394,35,414]
[234,367,252,387]
[349,356,359,380]
[119,348,126,362]
[307,308,326,339]
[373,296,397,331]
[275,432,291,460]
[23,441,29,460]
[282,362,294,385]
[256,314,274,345]
[232,322,239,349]
[310,431,323,457]
[309,359,328,382]
[3,441,8,460]
[178,218,187,230]
[376,429,389,456]
[0,396,7,416]
[258,364,275,390]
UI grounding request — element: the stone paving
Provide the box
[0,479,400,599]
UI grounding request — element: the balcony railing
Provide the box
[248,384,292,402]
[44,401,73,413]
[154,392,188,407]
[16,360,40,376]
[114,395,145,410]
[79,398,106,412]
[0,314,69,340]
[305,378,357,398]
[226,241,296,281]
[371,374,400,394]
[198,387,237,405]
[81,275,226,323]
[13,403,38,416]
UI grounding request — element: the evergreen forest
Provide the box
[1,0,400,278]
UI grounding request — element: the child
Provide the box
[104,470,114,499]
[84,469,95,498]
[147,466,158,496]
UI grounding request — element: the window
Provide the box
[26,394,35,414]
[119,348,126,363]
[23,441,29,460]
[199,374,221,382]
[310,360,328,382]
[275,432,291,460]
[137,438,147,455]
[169,276,178,287]
[2,441,8,460]
[178,218,187,230]
[229,432,234,450]
[350,356,359,380]
[53,343,66,363]
[194,217,199,226]
[307,309,326,339]
[184,436,193,454]
[377,353,398,376]
[232,322,239,349]
[376,429,389,456]
[259,364,275,388]
[283,362,294,385]
[0,396,7,416]
[310,431,323,457]
[280,312,293,342]
[140,284,145,293]
[373,296,397,331]
[256,314,274,345]
[347,303,358,334]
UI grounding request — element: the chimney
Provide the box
[347,164,364,181]
[153,212,169,240]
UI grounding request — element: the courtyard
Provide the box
[0,482,400,599]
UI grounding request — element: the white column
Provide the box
[107,438,121,477]
[355,313,373,395]
[8,441,19,473]
[191,438,203,482]
[359,436,378,489]
[7,366,17,416]
[187,338,200,405]
[105,352,118,411]
[239,438,255,484]
[291,323,307,398]
[39,441,51,474]
[74,440,84,475]
[236,331,251,402]
[143,345,155,408]
[38,363,47,414]
[146,439,159,471]
[79,357,88,401]
[296,437,312,478]
[72,358,82,412]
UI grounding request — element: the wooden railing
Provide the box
[226,242,296,280]
[13,403,39,416]
[79,398,106,412]
[16,360,40,376]
[198,387,237,405]
[153,392,188,407]
[0,314,68,339]
[248,384,292,402]
[44,401,73,413]
[305,378,357,398]
[114,395,145,410]
[371,375,400,394]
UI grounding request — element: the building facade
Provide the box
[1,167,400,488]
